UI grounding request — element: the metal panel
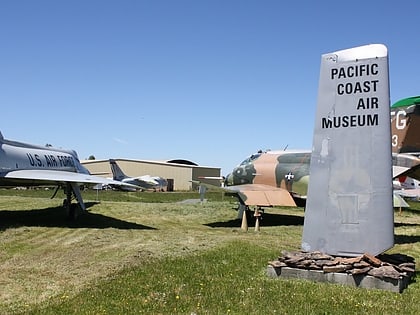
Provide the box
[302,44,394,256]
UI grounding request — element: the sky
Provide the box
[0,1,419,175]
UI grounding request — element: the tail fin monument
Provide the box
[302,44,393,257]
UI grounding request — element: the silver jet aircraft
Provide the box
[109,159,168,192]
[0,131,136,218]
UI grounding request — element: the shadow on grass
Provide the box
[394,234,420,245]
[205,212,304,228]
[0,202,155,230]
[395,222,420,228]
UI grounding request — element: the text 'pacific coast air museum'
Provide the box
[81,158,221,191]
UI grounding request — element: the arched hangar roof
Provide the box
[166,159,198,166]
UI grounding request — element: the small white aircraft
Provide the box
[394,176,420,200]
[0,131,137,218]
[109,159,168,192]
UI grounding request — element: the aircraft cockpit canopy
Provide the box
[239,151,263,166]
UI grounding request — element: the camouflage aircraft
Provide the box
[391,96,420,198]
[224,149,310,208]
[224,97,420,212]
[391,95,420,154]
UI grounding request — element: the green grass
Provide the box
[1,189,420,314]
[29,242,420,315]
[0,187,227,203]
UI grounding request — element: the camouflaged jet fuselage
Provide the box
[224,150,310,206]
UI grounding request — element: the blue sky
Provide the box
[1,1,419,175]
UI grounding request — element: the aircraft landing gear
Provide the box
[253,207,263,232]
[238,204,264,232]
[63,183,79,220]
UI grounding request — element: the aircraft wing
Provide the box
[393,164,420,182]
[394,188,420,199]
[224,184,297,207]
[135,175,167,185]
[393,166,410,179]
[1,169,139,189]
[134,177,159,186]
[393,193,410,208]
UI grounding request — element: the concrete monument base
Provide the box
[267,265,412,293]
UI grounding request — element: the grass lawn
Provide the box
[0,189,419,314]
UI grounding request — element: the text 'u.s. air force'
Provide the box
[322,63,381,129]
[26,153,76,168]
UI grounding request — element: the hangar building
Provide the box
[81,158,222,191]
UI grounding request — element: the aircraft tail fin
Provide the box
[302,44,393,257]
[109,159,128,181]
[391,96,420,154]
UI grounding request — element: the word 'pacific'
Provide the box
[331,64,378,79]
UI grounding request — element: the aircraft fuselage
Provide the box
[0,137,87,186]
[225,150,310,198]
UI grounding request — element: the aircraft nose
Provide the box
[225,166,251,185]
[224,173,234,186]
